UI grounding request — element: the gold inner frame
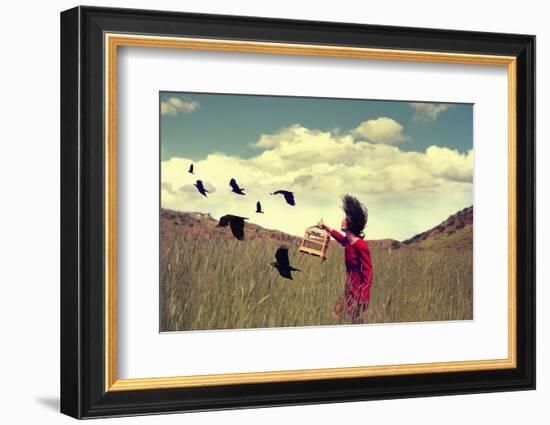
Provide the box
[104,33,517,392]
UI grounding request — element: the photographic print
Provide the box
[160,92,473,332]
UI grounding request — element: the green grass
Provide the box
[160,231,473,331]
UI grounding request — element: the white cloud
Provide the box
[350,117,410,145]
[410,103,451,121]
[162,125,472,241]
[423,145,474,183]
[161,97,200,116]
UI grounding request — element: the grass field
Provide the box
[159,227,473,332]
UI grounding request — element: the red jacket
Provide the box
[330,229,373,305]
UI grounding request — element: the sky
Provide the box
[160,92,473,241]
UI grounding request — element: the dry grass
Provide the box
[159,229,473,332]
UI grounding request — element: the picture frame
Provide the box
[60,5,535,419]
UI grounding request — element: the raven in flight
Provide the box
[194,180,209,197]
[271,245,301,280]
[188,163,194,174]
[255,201,264,214]
[229,178,246,195]
[271,190,295,206]
[218,215,248,240]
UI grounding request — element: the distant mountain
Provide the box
[161,206,472,251]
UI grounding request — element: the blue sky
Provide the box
[160,92,472,162]
[160,92,473,240]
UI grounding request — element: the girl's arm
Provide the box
[317,219,346,245]
[356,244,373,286]
[317,218,332,233]
[329,229,347,245]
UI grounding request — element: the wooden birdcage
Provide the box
[298,226,330,260]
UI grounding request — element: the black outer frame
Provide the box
[60,5,535,419]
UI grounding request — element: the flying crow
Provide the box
[271,190,295,206]
[229,178,246,195]
[218,215,248,240]
[188,163,194,174]
[255,201,264,214]
[194,180,209,197]
[271,245,301,280]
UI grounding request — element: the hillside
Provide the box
[392,206,473,250]
[161,209,299,243]
[161,206,472,250]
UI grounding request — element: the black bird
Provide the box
[229,178,246,195]
[270,190,295,206]
[194,180,209,197]
[188,163,194,174]
[255,201,264,214]
[218,215,248,240]
[271,245,301,280]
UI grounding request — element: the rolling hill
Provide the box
[161,205,473,251]
[391,206,473,250]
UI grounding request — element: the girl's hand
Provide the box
[318,219,333,233]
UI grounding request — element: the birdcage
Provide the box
[298,226,330,260]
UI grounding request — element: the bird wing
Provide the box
[229,178,238,190]
[277,267,293,280]
[283,192,295,206]
[275,245,290,268]
[195,180,204,189]
[229,216,245,240]
[218,215,231,227]
[256,201,261,211]
[189,164,193,172]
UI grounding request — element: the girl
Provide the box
[318,195,373,324]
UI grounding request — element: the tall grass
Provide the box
[160,231,472,331]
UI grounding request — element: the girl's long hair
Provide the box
[341,194,368,237]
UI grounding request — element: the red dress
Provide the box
[330,229,374,317]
